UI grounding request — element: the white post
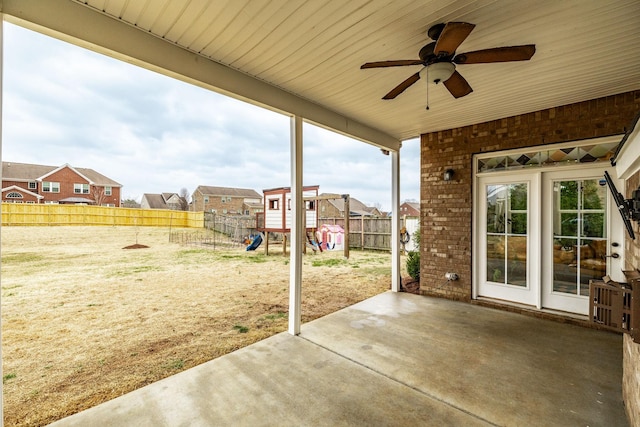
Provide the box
[0,15,5,426]
[288,115,303,335]
[391,148,401,292]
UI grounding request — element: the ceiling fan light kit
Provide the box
[419,62,455,84]
[361,21,536,107]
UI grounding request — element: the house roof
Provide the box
[2,161,122,187]
[322,194,378,217]
[195,186,261,199]
[142,193,170,209]
[4,0,638,148]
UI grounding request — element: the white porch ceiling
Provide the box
[3,0,640,147]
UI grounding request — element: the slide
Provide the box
[246,233,263,251]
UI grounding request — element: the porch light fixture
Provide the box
[444,169,455,181]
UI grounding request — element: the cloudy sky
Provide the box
[2,22,420,211]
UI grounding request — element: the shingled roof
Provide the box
[2,162,122,187]
[194,185,260,199]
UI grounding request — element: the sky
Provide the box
[2,23,420,211]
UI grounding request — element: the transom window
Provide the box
[74,183,90,194]
[42,181,60,193]
[6,192,23,198]
[477,141,619,173]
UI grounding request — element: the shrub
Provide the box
[406,251,420,281]
[412,227,420,248]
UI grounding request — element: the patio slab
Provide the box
[49,292,626,426]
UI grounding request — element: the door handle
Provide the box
[605,253,620,259]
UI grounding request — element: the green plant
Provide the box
[3,373,16,383]
[233,324,249,333]
[412,227,421,249]
[406,251,420,281]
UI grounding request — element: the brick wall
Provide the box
[419,90,640,301]
[623,170,640,426]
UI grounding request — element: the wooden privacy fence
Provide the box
[320,216,419,251]
[204,212,257,242]
[1,203,204,228]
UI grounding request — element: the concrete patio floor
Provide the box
[49,292,627,426]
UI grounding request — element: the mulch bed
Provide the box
[123,244,150,249]
[400,276,420,294]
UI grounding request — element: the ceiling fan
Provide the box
[361,22,535,101]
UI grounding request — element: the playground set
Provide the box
[250,186,350,258]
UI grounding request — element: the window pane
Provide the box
[560,181,578,210]
[582,180,605,210]
[510,213,527,235]
[486,235,504,283]
[506,235,527,287]
[560,213,578,237]
[486,185,506,233]
[509,183,527,210]
[583,213,605,238]
[553,237,577,293]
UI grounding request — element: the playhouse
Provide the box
[260,185,319,232]
[317,224,344,251]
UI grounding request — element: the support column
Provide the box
[391,148,401,292]
[0,15,5,425]
[288,115,303,335]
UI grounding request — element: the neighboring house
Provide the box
[318,194,382,218]
[1,162,122,206]
[140,193,187,210]
[191,185,261,215]
[260,186,319,232]
[400,201,420,217]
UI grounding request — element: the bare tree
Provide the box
[92,186,106,206]
[178,188,190,211]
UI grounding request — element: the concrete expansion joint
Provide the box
[296,335,500,426]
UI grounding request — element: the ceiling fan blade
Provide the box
[361,60,423,69]
[382,72,421,99]
[433,22,475,56]
[443,71,473,98]
[454,45,536,64]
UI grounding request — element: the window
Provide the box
[204,196,209,203]
[105,186,112,196]
[306,201,315,210]
[269,199,279,210]
[42,181,60,193]
[6,192,23,199]
[477,140,620,173]
[28,181,37,190]
[44,200,59,204]
[74,183,90,194]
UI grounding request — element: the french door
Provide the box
[476,173,540,307]
[541,168,624,314]
[476,166,623,315]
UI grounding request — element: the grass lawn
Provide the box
[1,226,398,426]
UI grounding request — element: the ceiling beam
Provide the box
[0,0,400,151]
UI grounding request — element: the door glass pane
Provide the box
[486,183,527,287]
[552,179,607,296]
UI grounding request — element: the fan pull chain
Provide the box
[425,67,430,110]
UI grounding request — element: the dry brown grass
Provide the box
[1,226,397,426]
